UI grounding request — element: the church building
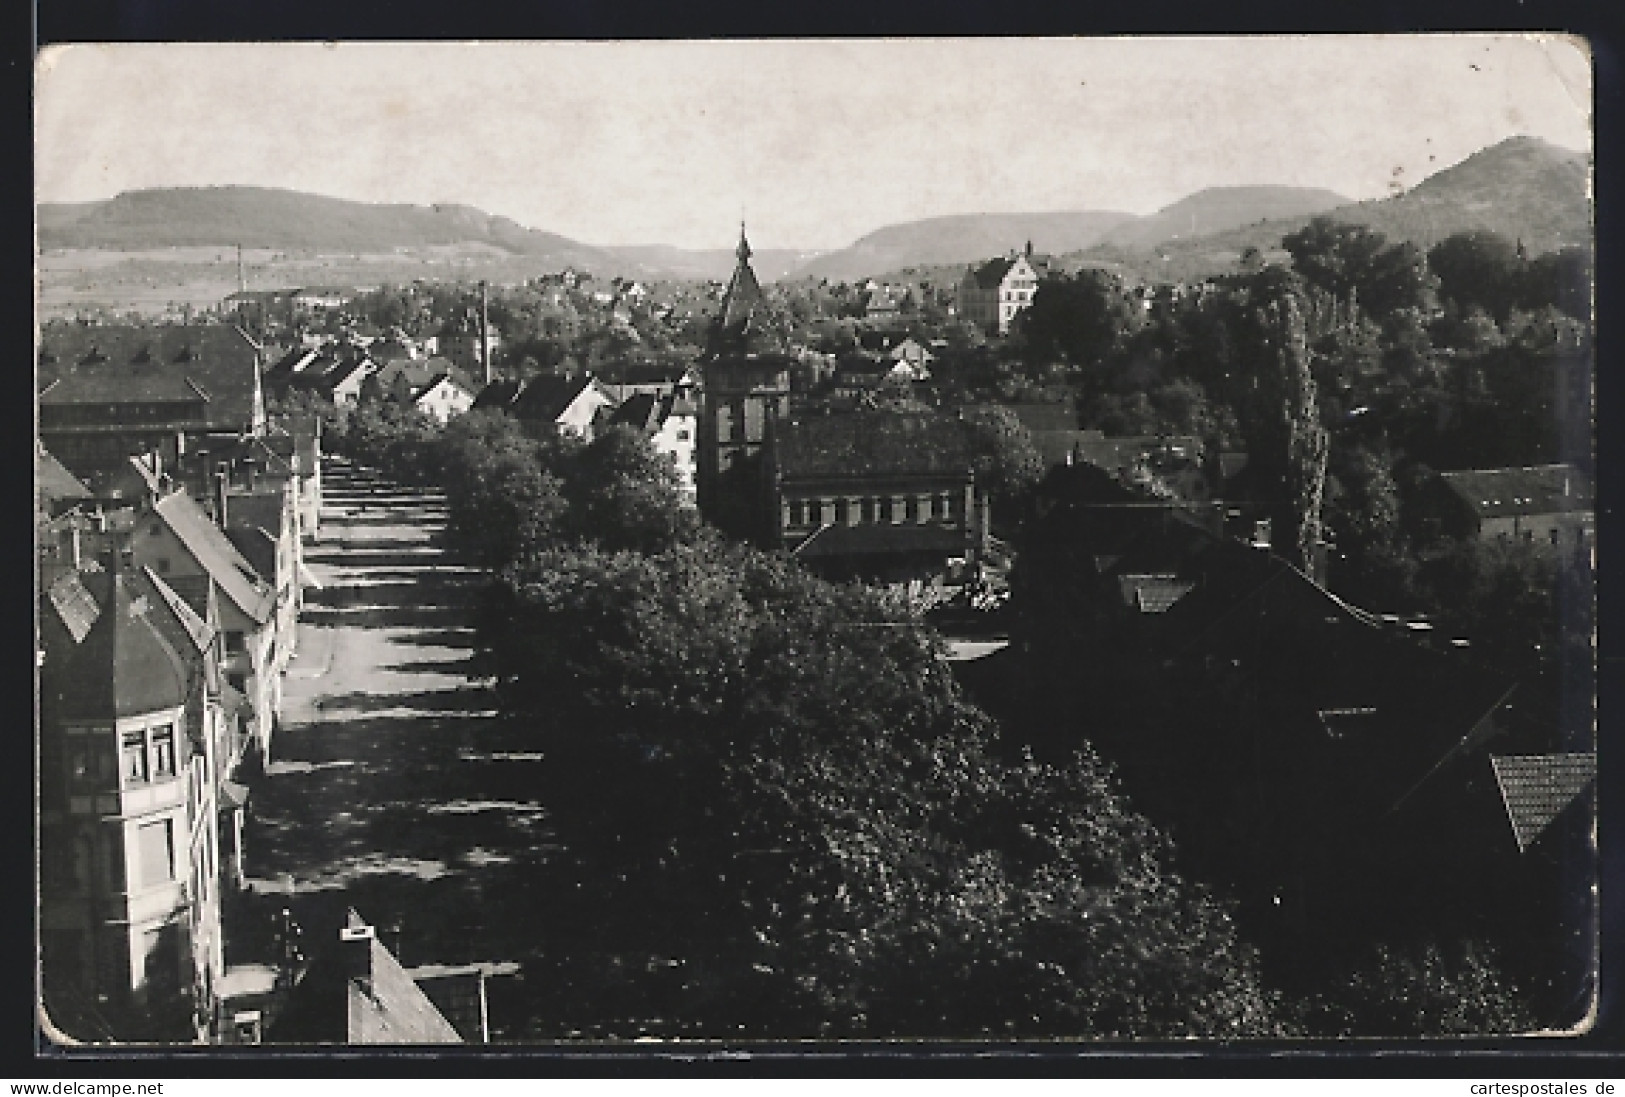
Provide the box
[694,227,796,527]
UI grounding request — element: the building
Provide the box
[128,490,283,766]
[959,243,1041,335]
[767,409,991,581]
[263,343,378,409]
[472,375,618,441]
[606,386,700,509]
[409,373,478,425]
[37,325,267,488]
[38,558,229,1042]
[695,227,796,520]
[263,909,462,1044]
[1436,465,1594,554]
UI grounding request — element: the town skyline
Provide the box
[36,36,1590,252]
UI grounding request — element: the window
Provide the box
[138,820,174,889]
[150,726,176,779]
[227,672,246,693]
[675,429,690,441]
[224,631,245,655]
[122,731,148,783]
[69,739,106,788]
[155,557,170,574]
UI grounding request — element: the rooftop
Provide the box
[775,410,974,480]
[1439,465,1594,520]
[38,324,263,430]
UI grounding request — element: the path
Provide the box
[234,457,560,1038]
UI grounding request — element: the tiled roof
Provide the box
[470,379,524,412]
[608,392,662,432]
[775,411,974,480]
[46,567,191,721]
[1491,753,1596,852]
[268,910,462,1044]
[511,376,606,424]
[36,445,92,507]
[45,571,101,644]
[978,402,1078,435]
[153,491,274,624]
[1117,574,1197,614]
[704,230,788,360]
[37,324,262,431]
[1439,465,1593,520]
[140,565,215,656]
[967,257,1016,290]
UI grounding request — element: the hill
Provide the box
[1095,186,1351,250]
[38,186,621,270]
[787,211,1137,283]
[1073,136,1591,284]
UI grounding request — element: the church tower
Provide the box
[695,224,794,529]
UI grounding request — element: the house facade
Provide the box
[129,490,283,767]
[768,410,991,581]
[39,562,228,1041]
[37,325,267,487]
[959,245,1041,336]
[1437,464,1595,555]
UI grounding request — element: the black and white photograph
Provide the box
[33,35,1596,1048]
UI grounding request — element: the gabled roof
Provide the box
[1439,465,1593,521]
[607,392,662,433]
[470,379,525,412]
[511,375,608,424]
[267,910,462,1044]
[44,571,101,644]
[140,565,216,656]
[36,445,92,509]
[775,411,974,480]
[152,491,274,624]
[37,324,262,430]
[967,257,1016,290]
[226,526,280,585]
[43,566,191,721]
[1491,754,1596,852]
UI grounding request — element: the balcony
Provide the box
[68,777,185,819]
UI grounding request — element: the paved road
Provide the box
[237,458,556,1034]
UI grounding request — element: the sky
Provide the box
[35,36,1591,252]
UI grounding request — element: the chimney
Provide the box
[479,281,492,387]
[339,923,376,991]
[215,467,230,529]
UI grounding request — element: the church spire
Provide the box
[736,222,752,263]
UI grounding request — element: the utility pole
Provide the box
[478,280,492,386]
[237,244,247,294]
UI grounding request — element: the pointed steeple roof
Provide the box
[703,223,786,361]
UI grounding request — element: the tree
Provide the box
[1239,293,1329,579]
[1283,217,1432,320]
[1017,271,1137,368]
[559,425,700,555]
[959,405,1047,521]
[471,533,1288,1038]
[1428,231,1522,324]
[1302,941,1534,1036]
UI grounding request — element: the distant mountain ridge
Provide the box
[36,137,1589,290]
[39,186,616,267]
[1073,137,1591,283]
[1094,186,1352,250]
[787,211,1138,283]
